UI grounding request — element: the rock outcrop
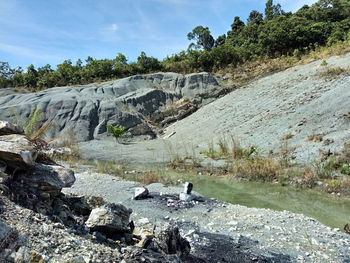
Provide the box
[0,121,193,262]
[0,73,228,142]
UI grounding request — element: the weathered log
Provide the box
[0,121,24,136]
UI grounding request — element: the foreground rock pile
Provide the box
[0,121,192,262]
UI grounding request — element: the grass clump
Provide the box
[200,136,258,160]
[96,160,124,176]
[231,157,284,182]
[319,66,349,79]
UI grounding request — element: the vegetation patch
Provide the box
[319,66,350,79]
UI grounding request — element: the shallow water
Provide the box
[182,175,350,229]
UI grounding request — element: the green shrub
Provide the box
[107,124,125,142]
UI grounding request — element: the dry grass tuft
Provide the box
[319,66,349,79]
[96,160,124,177]
[231,157,284,182]
[307,134,324,142]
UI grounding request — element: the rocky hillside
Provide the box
[162,53,350,163]
[0,72,229,142]
[74,53,350,165]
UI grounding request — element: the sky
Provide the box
[0,0,318,69]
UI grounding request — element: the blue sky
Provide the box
[0,0,317,69]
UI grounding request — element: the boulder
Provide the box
[85,203,132,233]
[16,163,75,193]
[0,120,24,136]
[0,134,37,169]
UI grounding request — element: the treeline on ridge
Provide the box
[1,0,349,90]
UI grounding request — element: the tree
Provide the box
[187,26,215,51]
[57,60,75,85]
[115,53,128,65]
[248,10,263,25]
[214,34,226,47]
[265,0,284,20]
[24,64,38,89]
[227,16,245,45]
[137,51,161,73]
[0,62,14,79]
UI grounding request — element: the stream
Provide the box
[179,174,350,230]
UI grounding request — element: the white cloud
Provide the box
[111,24,119,32]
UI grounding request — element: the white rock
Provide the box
[179,193,196,202]
[133,187,149,200]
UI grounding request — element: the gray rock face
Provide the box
[85,203,132,233]
[0,72,222,142]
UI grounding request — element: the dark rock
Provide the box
[154,224,190,259]
[0,120,24,136]
[0,159,7,172]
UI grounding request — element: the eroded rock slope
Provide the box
[0,73,225,141]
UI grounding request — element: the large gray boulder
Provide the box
[0,73,223,142]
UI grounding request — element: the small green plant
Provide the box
[107,124,125,142]
[320,60,328,66]
[340,163,350,175]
